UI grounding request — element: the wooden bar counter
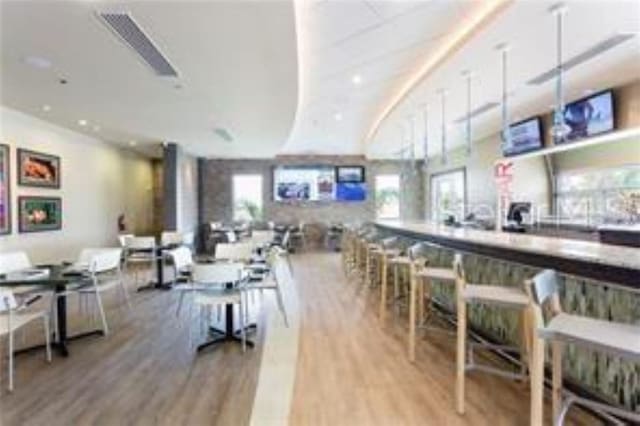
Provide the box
[373,220,640,413]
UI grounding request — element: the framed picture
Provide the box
[336,165,365,183]
[17,148,61,188]
[18,196,62,233]
[0,144,10,235]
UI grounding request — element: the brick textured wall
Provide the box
[200,156,424,226]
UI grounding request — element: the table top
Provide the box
[0,265,84,288]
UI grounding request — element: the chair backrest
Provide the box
[452,253,465,287]
[0,289,18,313]
[215,242,253,263]
[252,230,274,246]
[126,236,156,250]
[118,234,134,248]
[225,231,237,243]
[380,236,398,249]
[280,230,291,249]
[169,246,193,272]
[0,251,31,275]
[407,243,425,260]
[210,222,222,230]
[192,262,244,285]
[77,248,111,269]
[90,249,123,274]
[161,231,184,246]
[529,269,559,307]
[182,232,195,247]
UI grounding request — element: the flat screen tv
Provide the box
[273,166,335,201]
[561,90,615,142]
[336,182,367,201]
[502,117,543,157]
[336,165,365,183]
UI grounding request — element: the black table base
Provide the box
[196,303,255,352]
[14,329,104,357]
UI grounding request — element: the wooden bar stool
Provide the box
[366,237,399,288]
[527,270,640,426]
[380,245,414,319]
[407,243,456,362]
[454,253,532,415]
[355,230,377,284]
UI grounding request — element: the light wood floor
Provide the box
[288,252,598,426]
[1,253,600,425]
[0,274,264,426]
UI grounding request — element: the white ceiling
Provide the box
[1,1,638,160]
[282,0,469,155]
[367,0,640,159]
[0,0,298,158]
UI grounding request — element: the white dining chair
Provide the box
[0,252,44,299]
[161,231,184,246]
[0,289,51,391]
[123,236,157,289]
[53,249,129,337]
[215,242,254,264]
[168,246,195,316]
[117,233,134,248]
[189,263,248,352]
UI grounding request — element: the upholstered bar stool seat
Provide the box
[415,267,455,282]
[462,285,529,308]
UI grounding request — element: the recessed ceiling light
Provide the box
[92,125,101,132]
[129,140,137,146]
[584,88,596,95]
[78,119,88,126]
[334,113,343,121]
[23,55,52,69]
[42,104,51,112]
[352,74,362,85]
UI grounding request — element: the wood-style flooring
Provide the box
[288,252,598,426]
[1,252,600,425]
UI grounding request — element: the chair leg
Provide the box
[408,270,417,362]
[456,299,467,415]
[50,295,59,342]
[120,281,133,312]
[176,291,186,318]
[239,298,246,353]
[552,341,564,424]
[530,333,545,426]
[94,290,109,336]
[275,287,288,327]
[379,257,388,321]
[8,329,14,392]
[43,315,52,362]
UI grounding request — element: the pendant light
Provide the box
[438,89,448,165]
[496,43,511,152]
[410,114,417,174]
[421,103,429,171]
[461,70,473,155]
[550,3,571,142]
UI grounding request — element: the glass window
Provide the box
[233,175,263,222]
[555,165,640,225]
[430,169,466,223]
[375,175,400,219]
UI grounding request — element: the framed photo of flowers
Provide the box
[17,148,61,188]
[0,144,10,235]
[18,196,62,233]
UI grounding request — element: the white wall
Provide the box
[0,106,154,263]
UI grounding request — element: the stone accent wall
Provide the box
[200,156,424,228]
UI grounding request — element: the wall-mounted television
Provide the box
[336,165,365,183]
[560,89,615,143]
[336,182,367,201]
[502,116,544,157]
[273,166,335,201]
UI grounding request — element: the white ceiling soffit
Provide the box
[368,0,640,159]
[0,1,298,158]
[281,0,481,156]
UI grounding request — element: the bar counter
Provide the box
[375,220,639,289]
[373,220,640,412]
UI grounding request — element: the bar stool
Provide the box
[366,236,398,288]
[454,253,532,415]
[407,243,456,362]
[355,230,378,284]
[527,269,640,426]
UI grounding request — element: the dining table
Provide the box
[0,264,104,357]
[135,243,179,292]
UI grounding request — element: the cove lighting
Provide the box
[78,119,88,126]
[352,74,362,85]
[42,105,51,112]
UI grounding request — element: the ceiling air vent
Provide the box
[453,101,500,124]
[527,33,636,85]
[213,127,234,142]
[98,11,178,77]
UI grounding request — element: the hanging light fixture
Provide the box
[496,43,511,152]
[550,3,571,142]
[410,114,417,172]
[438,89,448,165]
[461,70,473,155]
[421,103,429,171]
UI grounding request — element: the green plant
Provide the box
[375,188,399,214]
[235,198,262,221]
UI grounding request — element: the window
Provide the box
[430,169,466,223]
[555,165,640,225]
[232,175,263,222]
[375,175,400,219]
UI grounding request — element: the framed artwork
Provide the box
[0,144,10,235]
[17,148,61,188]
[18,196,62,233]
